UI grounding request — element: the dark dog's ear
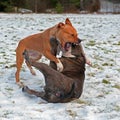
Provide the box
[65,18,72,26]
[57,22,65,28]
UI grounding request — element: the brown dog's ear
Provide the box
[65,18,72,26]
[57,22,65,28]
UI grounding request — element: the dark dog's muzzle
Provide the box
[64,38,83,51]
[78,38,83,43]
[72,38,83,46]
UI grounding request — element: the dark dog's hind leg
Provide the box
[23,50,36,75]
[22,86,45,98]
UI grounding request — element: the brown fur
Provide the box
[22,43,86,103]
[15,18,80,83]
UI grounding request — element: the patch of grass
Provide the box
[102,63,109,66]
[118,41,120,45]
[77,22,81,24]
[114,105,120,111]
[97,94,104,98]
[116,69,120,72]
[2,110,13,118]
[102,79,111,84]
[86,40,95,46]
[92,63,104,70]
[71,99,92,106]
[9,64,16,68]
[104,91,110,95]
[87,72,95,77]
[0,62,5,64]
[5,87,13,92]
[72,99,87,104]
[113,84,120,90]
[66,109,77,118]
[105,75,111,78]
[113,41,120,45]
[102,63,113,66]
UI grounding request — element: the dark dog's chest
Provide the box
[61,56,85,75]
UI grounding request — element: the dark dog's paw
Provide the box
[22,86,29,92]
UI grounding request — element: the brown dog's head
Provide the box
[56,18,79,48]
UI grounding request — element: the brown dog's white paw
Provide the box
[17,82,25,88]
[57,60,63,72]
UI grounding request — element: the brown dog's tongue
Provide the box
[64,42,72,51]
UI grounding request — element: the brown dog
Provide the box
[22,42,86,103]
[15,18,80,84]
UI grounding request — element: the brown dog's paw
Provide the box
[57,60,63,72]
[17,82,25,88]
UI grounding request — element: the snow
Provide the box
[0,13,120,120]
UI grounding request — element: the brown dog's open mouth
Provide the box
[64,42,80,51]
[64,42,72,51]
[64,39,83,51]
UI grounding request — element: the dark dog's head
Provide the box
[64,38,83,51]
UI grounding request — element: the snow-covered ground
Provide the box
[0,13,120,120]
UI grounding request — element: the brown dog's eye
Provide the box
[71,34,74,37]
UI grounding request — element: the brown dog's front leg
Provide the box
[56,59,63,72]
[44,51,63,72]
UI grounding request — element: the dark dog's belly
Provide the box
[49,55,86,99]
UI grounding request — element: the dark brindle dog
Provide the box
[22,40,86,103]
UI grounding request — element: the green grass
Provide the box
[86,40,96,46]
[102,79,111,84]
[113,84,120,90]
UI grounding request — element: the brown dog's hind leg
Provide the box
[15,53,24,83]
[15,43,25,84]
